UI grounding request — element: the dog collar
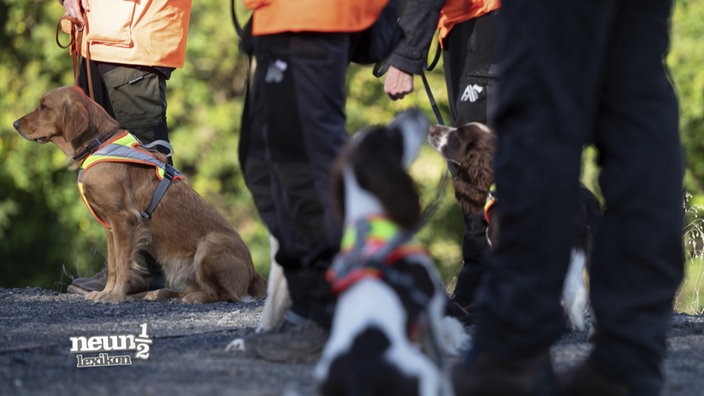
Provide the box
[72,128,121,162]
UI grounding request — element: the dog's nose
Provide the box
[13,119,21,132]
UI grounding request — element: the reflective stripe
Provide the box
[339,214,398,253]
[484,184,496,223]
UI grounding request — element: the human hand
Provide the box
[384,66,414,100]
[62,0,90,25]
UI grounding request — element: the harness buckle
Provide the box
[164,164,176,181]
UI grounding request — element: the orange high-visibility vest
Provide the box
[438,0,500,45]
[244,0,389,35]
[78,0,192,68]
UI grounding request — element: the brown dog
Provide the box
[428,122,601,330]
[428,122,495,217]
[13,86,266,304]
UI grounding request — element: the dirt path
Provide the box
[1,288,703,395]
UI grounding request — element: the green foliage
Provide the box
[669,0,704,193]
[678,194,704,313]
[0,0,702,313]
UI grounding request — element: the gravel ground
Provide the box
[1,287,703,396]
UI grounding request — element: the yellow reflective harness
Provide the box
[326,215,438,346]
[77,131,184,229]
[326,215,431,302]
[484,184,496,223]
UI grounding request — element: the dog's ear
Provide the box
[456,123,494,151]
[440,122,494,165]
[61,97,90,149]
[350,127,422,230]
[376,163,421,230]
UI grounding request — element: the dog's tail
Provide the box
[248,273,268,300]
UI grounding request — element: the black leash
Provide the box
[415,38,454,230]
[230,0,245,38]
[420,71,445,127]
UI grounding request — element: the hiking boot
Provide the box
[67,267,109,295]
[67,266,166,295]
[244,314,329,363]
[557,358,630,396]
[452,349,555,396]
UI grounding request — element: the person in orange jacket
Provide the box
[60,0,192,295]
[384,0,500,325]
[237,0,390,362]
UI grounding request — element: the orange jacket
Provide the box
[244,0,389,35]
[79,0,192,68]
[438,0,500,43]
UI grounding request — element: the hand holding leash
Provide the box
[60,0,88,25]
[384,66,415,101]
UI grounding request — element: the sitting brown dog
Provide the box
[13,86,266,304]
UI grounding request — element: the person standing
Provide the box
[452,1,684,395]
[383,0,500,321]
[237,1,389,361]
[61,0,192,295]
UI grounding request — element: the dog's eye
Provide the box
[39,102,46,111]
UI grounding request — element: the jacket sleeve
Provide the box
[387,0,445,75]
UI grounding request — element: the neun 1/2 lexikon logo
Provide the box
[69,323,152,368]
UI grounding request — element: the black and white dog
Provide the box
[428,123,601,330]
[314,110,468,396]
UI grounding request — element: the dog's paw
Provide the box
[85,290,126,304]
[143,290,161,301]
[181,291,218,304]
[225,338,246,352]
[439,316,472,357]
[141,289,183,301]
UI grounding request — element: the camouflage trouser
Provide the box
[78,60,171,156]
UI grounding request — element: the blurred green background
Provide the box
[1,0,702,313]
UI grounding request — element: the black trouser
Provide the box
[473,1,683,394]
[441,11,498,308]
[239,33,350,329]
[442,10,499,127]
[78,60,171,159]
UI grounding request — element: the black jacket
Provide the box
[388,0,445,75]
